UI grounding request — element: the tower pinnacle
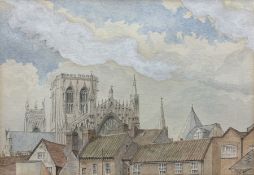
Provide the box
[160,97,166,129]
[109,85,114,99]
[133,74,137,95]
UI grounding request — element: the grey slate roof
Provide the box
[80,133,128,159]
[181,107,203,139]
[133,129,162,145]
[133,139,211,163]
[7,131,55,153]
[230,150,254,172]
[185,123,222,140]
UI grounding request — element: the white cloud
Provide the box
[7,0,176,81]
[182,0,254,50]
[0,60,49,131]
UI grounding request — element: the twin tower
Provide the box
[50,73,140,144]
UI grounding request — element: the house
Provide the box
[0,155,29,175]
[79,133,138,175]
[230,150,254,175]
[27,139,66,175]
[16,161,51,175]
[130,139,212,175]
[211,127,248,175]
[181,106,224,140]
[230,126,254,175]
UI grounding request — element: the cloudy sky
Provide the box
[0,0,254,141]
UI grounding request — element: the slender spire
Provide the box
[160,97,166,129]
[25,99,29,110]
[109,85,114,99]
[133,74,137,95]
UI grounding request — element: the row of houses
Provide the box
[1,123,253,175]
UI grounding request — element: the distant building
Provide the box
[24,100,46,132]
[3,131,55,156]
[181,106,224,140]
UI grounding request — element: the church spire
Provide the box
[160,97,166,129]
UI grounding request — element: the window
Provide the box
[221,145,237,158]
[66,87,74,113]
[105,162,111,175]
[190,162,198,174]
[175,162,183,174]
[37,152,45,159]
[133,164,141,175]
[47,167,52,174]
[80,88,88,114]
[159,163,167,175]
[249,145,254,151]
[82,168,86,175]
[193,129,203,139]
[92,164,97,175]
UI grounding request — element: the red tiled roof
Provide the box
[43,139,66,167]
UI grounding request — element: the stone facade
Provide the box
[50,73,139,144]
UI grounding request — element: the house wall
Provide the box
[243,129,254,155]
[130,161,203,175]
[16,161,50,175]
[29,142,56,175]
[80,159,115,175]
[213,130,242,175]
[59,152,79,175]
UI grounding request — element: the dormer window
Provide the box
[193,129,203,139]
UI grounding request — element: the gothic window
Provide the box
[99,117,122,135]
[33,127,40,132]
[66,87,74,113]
[80,88,88,114]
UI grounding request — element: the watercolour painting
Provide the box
[0,0,254,175]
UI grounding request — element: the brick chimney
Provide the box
[64,131,79,155]
[82,129,96,146]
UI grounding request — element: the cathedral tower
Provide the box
[50,73,98,144]
[24,100,46,132]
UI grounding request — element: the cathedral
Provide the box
[2,73,169,156]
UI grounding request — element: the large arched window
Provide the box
[80,88,88,114]
[66,87,74,113]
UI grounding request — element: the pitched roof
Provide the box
[43,140,66,167]
[133,129,162,145]
[133,139,211,163]
[181,107,203,139]
[80,134,128,159]
[0,155,29,175]
[6,131,55,153]
[230,150,254,171]
[30,139,66,167]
